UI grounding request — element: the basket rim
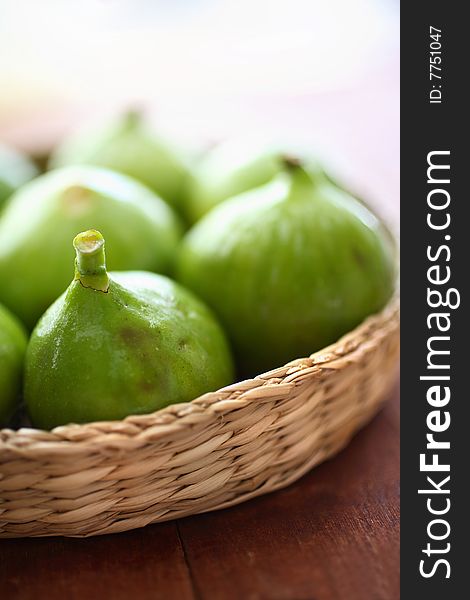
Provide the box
[0,294,400,452]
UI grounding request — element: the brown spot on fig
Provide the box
[178,338,189,350]
[120,327,145,345]
[352,248,367,268]
[139,379,156,393]
[61,185,93,216]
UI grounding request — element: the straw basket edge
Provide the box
[0,296,400,538]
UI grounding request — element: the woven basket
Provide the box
[0,296,399,538]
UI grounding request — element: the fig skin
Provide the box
[50,111,190,215]
[177,164,396,375]
[184,140,284,224]
[25,230,234,430]
[0,143,38,210]
[0,166,182,329]
[0,303,28,425]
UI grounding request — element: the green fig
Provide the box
[184,139,342,226]
[0,143,38,210]
[49,111,190,214]
[0,303,28,425]
[0,165,182,329]
[25,230,234,429]
[177,161,396,374]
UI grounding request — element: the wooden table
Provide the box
[0,379,399,600]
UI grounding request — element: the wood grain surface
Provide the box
[0,379,399,600]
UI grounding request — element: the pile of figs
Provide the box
[0,112,395,429]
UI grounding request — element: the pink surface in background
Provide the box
[0,57,399,230]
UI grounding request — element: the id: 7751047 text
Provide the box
[429,26,442,104]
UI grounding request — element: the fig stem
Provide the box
[281,155,326,192]
[73,230,109,292]
[281,155,303,170]
[124,107,144,128]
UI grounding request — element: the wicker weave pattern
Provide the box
[0,298,399,538]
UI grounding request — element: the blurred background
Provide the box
[0,0,399,226]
